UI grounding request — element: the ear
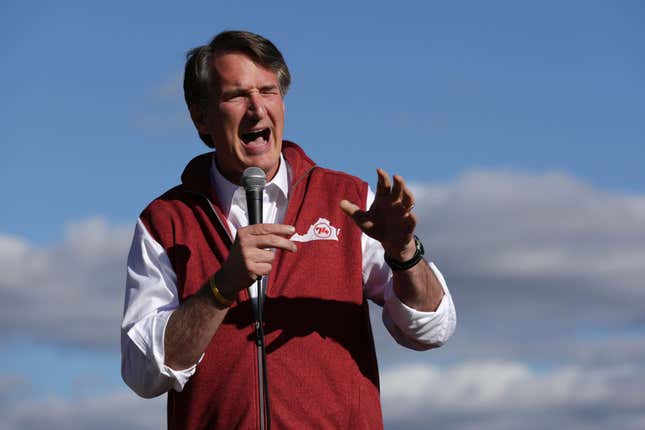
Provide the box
[188,104,209,134]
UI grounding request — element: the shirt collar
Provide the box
[210,153,289,216]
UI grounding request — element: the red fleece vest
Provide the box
[140,142,383,429]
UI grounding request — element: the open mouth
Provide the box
[240,128,271,145]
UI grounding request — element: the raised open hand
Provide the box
[340,169,417,260]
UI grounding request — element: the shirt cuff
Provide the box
[127,309,202,392]
[382,262,457,350]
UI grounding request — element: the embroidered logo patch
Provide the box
[290,218,340,242]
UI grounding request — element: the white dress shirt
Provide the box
[121,154,457,398]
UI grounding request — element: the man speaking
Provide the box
[121,30,456,429]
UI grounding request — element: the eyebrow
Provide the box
[220,85,279,99]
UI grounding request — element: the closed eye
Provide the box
[260,85,279,95]
[221,90,246,101]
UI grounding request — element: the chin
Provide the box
[241,142,281,173]
[251,153,280,178]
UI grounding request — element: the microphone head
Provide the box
[241,166,266,191]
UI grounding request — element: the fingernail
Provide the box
[288,225,295,233]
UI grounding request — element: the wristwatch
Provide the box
[384,235,425,271]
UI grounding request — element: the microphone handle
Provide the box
[246,189,263,225]
[245,187,263,321]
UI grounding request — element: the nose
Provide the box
[247,93,267,119]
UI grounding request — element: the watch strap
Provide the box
[384,235,425,271]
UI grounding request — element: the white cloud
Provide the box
[412,170,645,284]
[419,170,644,321]
[0,217,132,348]
[370,170,645,368]
[381,361,645,430]
[0,374,31,408]
[1,169,644,428]
[2,360,643,430]
[2,389,164,430]
[2,169,644,359]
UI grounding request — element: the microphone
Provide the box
[241,166,271,429]
[241,167,266,225]
[241,166,267,309]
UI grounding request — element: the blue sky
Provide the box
[2,1,643,244]
[1,1,644,429]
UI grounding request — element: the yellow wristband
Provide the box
[208,277,233,309]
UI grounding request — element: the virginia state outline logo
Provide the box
[290,217,340,242]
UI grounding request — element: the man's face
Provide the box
[193,52,285,183]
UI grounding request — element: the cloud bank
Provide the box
[1,169,644,428]
[381,360,645,430]
[2,360,643,430]
[1,387,164,430]
[0,218,132,348]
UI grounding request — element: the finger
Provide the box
[250,262,274,277]
[391,175,405,203]
[250,234,298,253]
[401,184,415,212]
[340,200,374,230]
[246,223,296,237]
[376,168,391,196]
[249,249,276,264]
[339,199,359,216]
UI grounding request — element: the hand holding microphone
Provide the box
[213,167,298,300]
